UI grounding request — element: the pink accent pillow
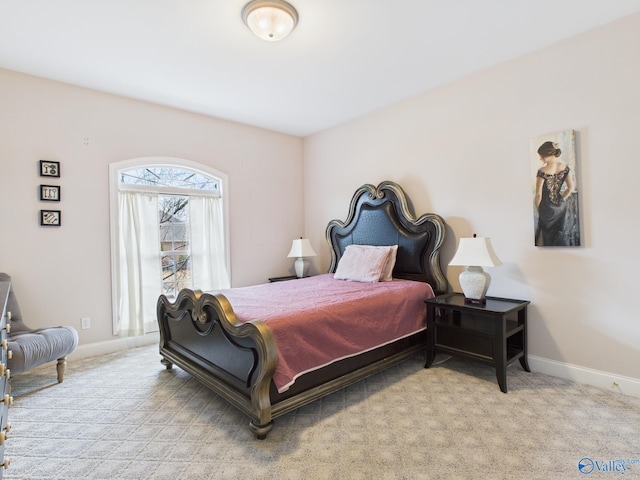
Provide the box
[334,245,394,283]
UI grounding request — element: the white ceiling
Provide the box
[2,1,640,137]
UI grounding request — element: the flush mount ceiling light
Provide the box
[242,0,298,42]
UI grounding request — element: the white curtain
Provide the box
[117,191,162,336]
[190,195,230,290]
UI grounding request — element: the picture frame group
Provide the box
[39,160,62,226]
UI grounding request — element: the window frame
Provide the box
[109,157,230,336]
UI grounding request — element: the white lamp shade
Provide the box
[287,238,316,258]
[242,0,298,42]
[449,237,502,267]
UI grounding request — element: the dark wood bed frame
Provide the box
[157,181,448,438]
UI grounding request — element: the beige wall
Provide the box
[0,69,303,346]
[304,14,640,383]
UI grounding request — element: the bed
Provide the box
[157,180,448,438]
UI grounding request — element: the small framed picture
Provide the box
[39,160,60,178]
[40,185,61,202]
[40,209,61,226]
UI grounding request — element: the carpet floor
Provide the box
[4,345,640,479]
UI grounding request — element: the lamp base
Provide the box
[294,257,309,278]
[459,266,491,305]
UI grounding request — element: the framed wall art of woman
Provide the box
[530,129,581,247]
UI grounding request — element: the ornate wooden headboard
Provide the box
[325,181,448,294]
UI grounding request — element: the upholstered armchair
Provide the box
[0,273,79,383]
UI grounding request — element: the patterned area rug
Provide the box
[5,345,640,479]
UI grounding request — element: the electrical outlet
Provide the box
[81,317,91,330]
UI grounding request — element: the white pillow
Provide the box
[346,245,398,281]
[334,245,391,283]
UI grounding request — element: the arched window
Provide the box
[109,158,230,336]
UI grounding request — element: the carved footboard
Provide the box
[157,289,278,438]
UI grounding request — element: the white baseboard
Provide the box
[68,332,159,361]
[529,355,640,398]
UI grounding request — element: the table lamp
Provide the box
[449,235,502,305]
[287,237,316,278]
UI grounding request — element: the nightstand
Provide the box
[425,293,530,393]
[268,275,299,282]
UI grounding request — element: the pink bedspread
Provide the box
[218,274,434,393]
